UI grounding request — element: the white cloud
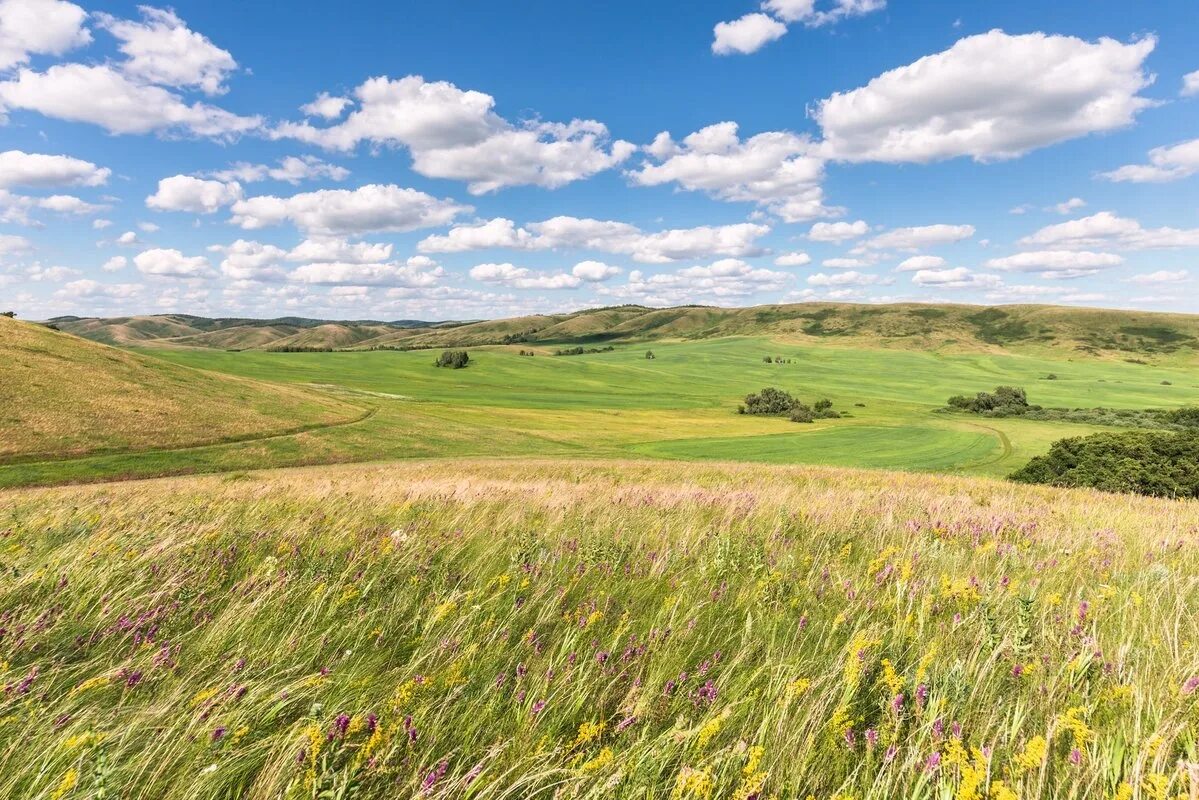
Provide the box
[1182,70,1199,98]
[774,251,811,266]
[0,0,89,71]
[763,0,885,26]
[1050,197,1086,214]
[1101,138,1199,183]
[92,218,112,229]
[0,149,109,188]
[116,230,139,246]
[146,175,242,214]
[417,215,771,264]
[1125,270,1189,285]
[208,155,349,185]
[470,262,582,290]
[288,256,444,287]
[101,255,126,272]
[711,14,787,56]
[895,255,946,271]
[807,270,879,287]
[229,183,470,236]
[0,188,104,223]
[911,267,1000,288]
[301,91,350,119]
[0,231,31,256]
[571,260,620,282]
[984,250,1123,279]
[859,223,974,250]
[286,237,392,264]
[95,6,236,95]
[628,122,835,222]
[808,219,868,242]
[0,63,261,138]
[208,239,288,281]
[1019,212,1199,250]
[599,258,792,304]
[56,278,142,300]
[273,75,634,193]
[821,257,868,269]
[814,30,1156,163]
[24,262,78,281]
[134,247,213,278]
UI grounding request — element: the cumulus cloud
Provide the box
[774,251,811,266]
[0,0,90,71]
[208,239,288,281]
[208,155,349,185]
[1125,269,1189,285]
[859,224,974,250]
[911,267,1000,289]
[301,91,351,119]
[56,278,143,300]
[0,188,104,223]
[712,1,885,56]
[116,230,139,246]
[814,30,1156,163]
[146,175,242,214]
[418,215,770,264]
[895,255,946,271]
[273,75,634,193]
[1050,197,1086,214]
[469,262,582,290]
[807,270,880,287]
[229,183,470,236]
[1182,70,1199,97]
[0,149,109,188]
[570,260,620,282]
[101,255,126,272]
[0,232,31,257]
[599,258,792,304]
[821,257,869,269]
[94,6,237,95]
[133,247,213,278]
[984,250,1123,279]
[0,63,261,138]
[1019,212,1199,250]
[808,219,868,242]
[286,237,392,264]
[629,122,836,222]
[1101,138,1199,183]
[288,256,444,287]
[711,14,787,56]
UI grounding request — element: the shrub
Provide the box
[742,387,800,416]
[947,386,1035,415]
[645,350,655,360]
[0,311,14,318]
[763,355,773,363]
[1011,430,1199,498]
[435,350,470,369]
[789,406,815,423]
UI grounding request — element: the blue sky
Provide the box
[0,0,1197,320]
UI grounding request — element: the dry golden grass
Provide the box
[0,317,362,460]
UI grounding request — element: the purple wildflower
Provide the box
[421,760,448,794]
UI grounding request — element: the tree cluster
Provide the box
[1011,430,1199,499]
[435,350,470,369]
[947,386,1036,415]
[738,387,841,424]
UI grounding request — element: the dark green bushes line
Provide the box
[945,386,1199,431]
[1010,430,1199,499]
[554,345,616,356]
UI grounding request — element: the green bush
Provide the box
[789,406,815,423]
[435,350,470,369]
[1010,430,1199,498]
[947,386,1035,415]
[741,387,800,416]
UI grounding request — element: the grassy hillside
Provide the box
[3,459,1198,798]
[52,303,1199,362]
[0,316,362,461]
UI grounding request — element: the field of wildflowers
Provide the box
[2,458,1199,799]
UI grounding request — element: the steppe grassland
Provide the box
[2,459,1198,799]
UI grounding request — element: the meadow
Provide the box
[2,458,1198,799]
[5,335,1189,488]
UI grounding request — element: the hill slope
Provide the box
[51,303,1199,361]
[0,316,362,460]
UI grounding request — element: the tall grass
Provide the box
[2,459,1198,799]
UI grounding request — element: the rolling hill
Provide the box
[0,316,363,461]
[50,302,1199,361]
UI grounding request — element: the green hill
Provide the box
[51,303,1199,362]
[0,316,363,461]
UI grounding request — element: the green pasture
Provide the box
[4,337,1196,487]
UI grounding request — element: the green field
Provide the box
[4,334,1194,488]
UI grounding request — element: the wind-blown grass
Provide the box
[2,459,1198,798]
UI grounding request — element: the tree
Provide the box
[1011,430,1199,499]
[645,350,655,360]
[742,387,800,416]
[435,350,470,369]
[1,311,14,318]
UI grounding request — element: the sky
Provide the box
[0,0,1197,322]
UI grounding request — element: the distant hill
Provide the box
[0,316,362,461]
[49,303,1199,361]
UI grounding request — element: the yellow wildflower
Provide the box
[582,747,614,773]
[1014,736,1047,773]
[50,768,78,800]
